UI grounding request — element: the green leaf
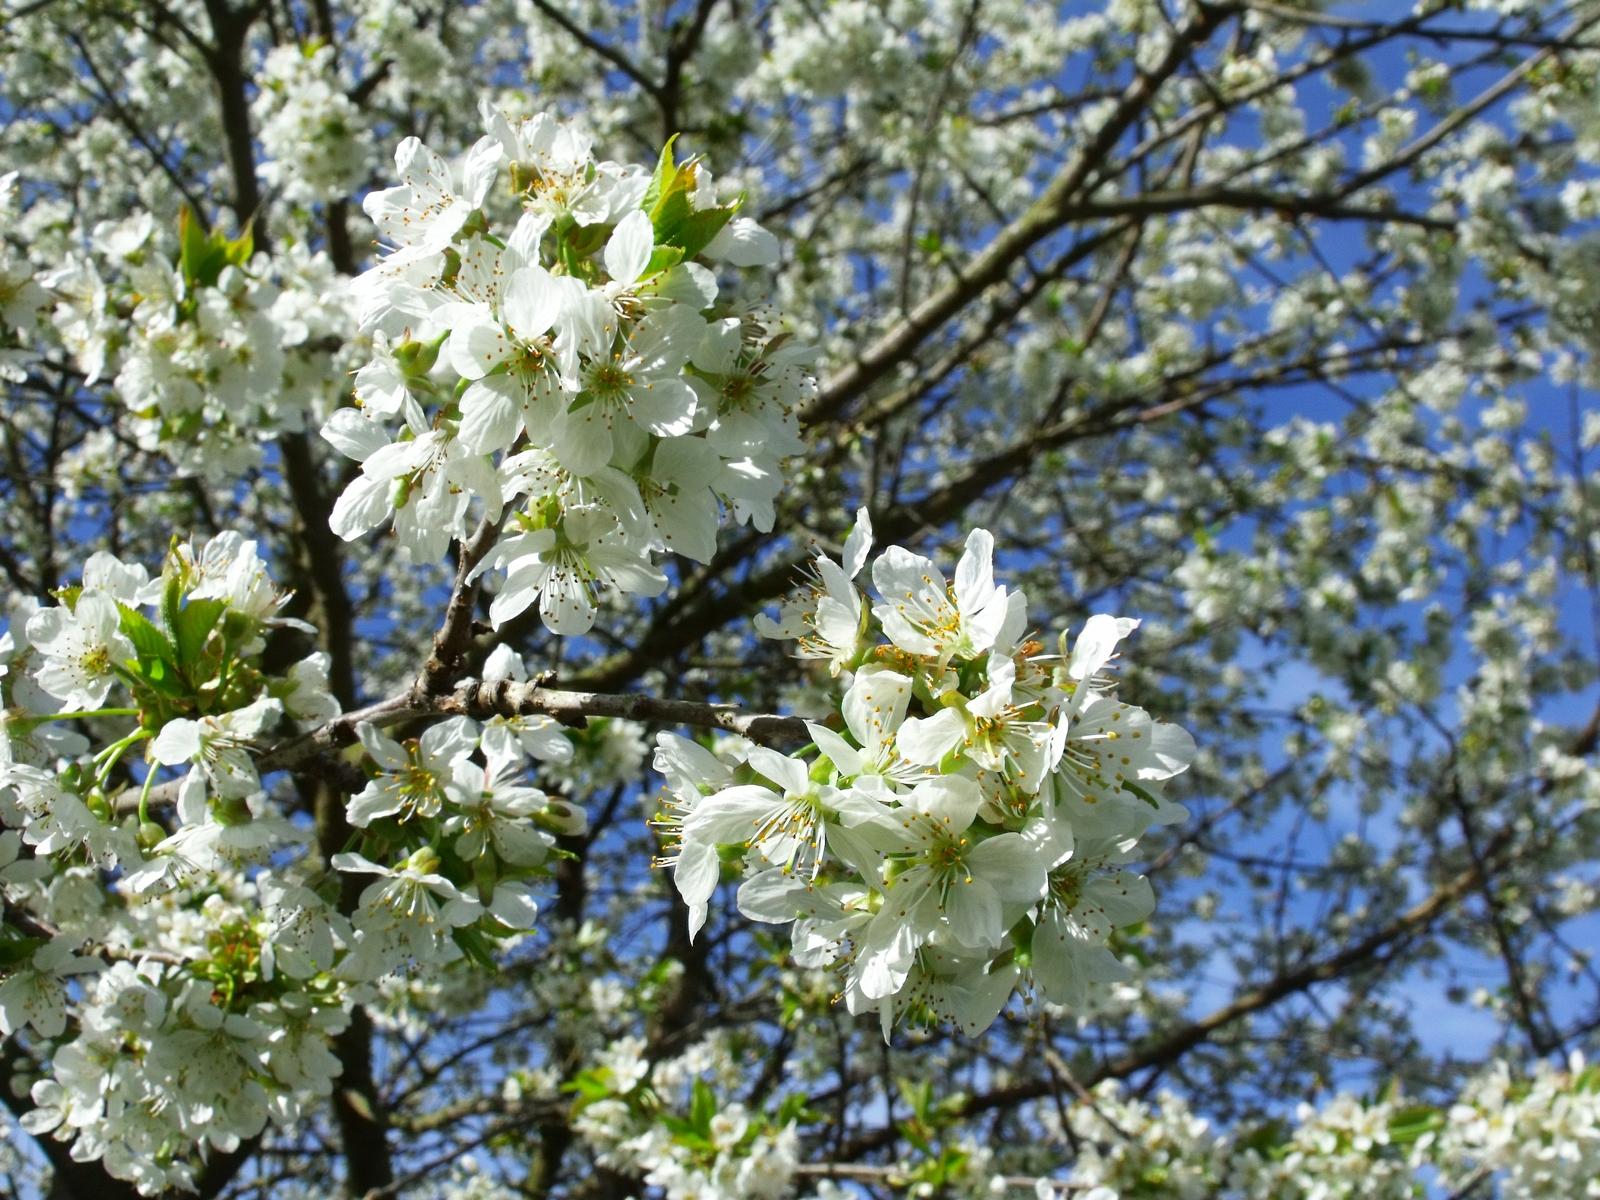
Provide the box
[177,206,252,288]
[640,134,681,216]
[562,1069,614,1102]
[449,925,499,970]
[178,205,215,286]
[773,1092,813,1126]
[224,222,254,268]
[1386,1104,1444,1145]
[658,204,738,262]
[689,1079,717,1137]
[117,602,176,666]
[173,599,226,668]
[1236,1117,1289,1158]
[644,244,685,277]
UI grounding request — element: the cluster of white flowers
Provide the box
[253,43,368,206]
[326,105,800,633]
[0,535,596,1189]
[1032,1054,1600,1200]
[569,1034,801,1200]
[334,644,582,982]
[0,171,47,384]
[38,210,351,478]
[653,511,1195,1036]
[1437,1053,1600,1197]
[0,535,354,1188]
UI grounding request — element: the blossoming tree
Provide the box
[1,0,1598,1196]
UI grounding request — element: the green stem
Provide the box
[34,707,140,723]
[93,728,152,787]
[137,765,159,829]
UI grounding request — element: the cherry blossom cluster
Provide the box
[39,208,352,480]
[0,535,598,1189]
[653,511,1195,1037]
[569,1034,801,1200]
[333,644,583,982]
[326,105,803,633]
[252,42,369,207]
[0,532,337,873]
[0,534,347,1188]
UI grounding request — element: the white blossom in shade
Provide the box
[895,653,1053,791]
[125,784,298,895]
[671,744,887,941]
[80,551,153,607]
[478,644,575,765]
[693,316,808,462]
[334,847,484,980]
[1029,853,1155,1010]
[486,507,668,634]
[1,763,134,867]
[179,533,311,640]
[0,936,98,1038]
[325,404,501,563]
[754,506,873,673]
[805,663,918,786]
[486,880,541,930]
[346,716,478,827]
[651,732,740,936]
[1047,693,1195,836]
[25,592,133,711]
[258,877,337,982]
[853,944,1020,1040]
[444,748,557,866]
[735,868,872,965]
[0,829,50,888]
[278,653,341,724]
[851,776,1046,986]
[149,694,282,800]
[704,216,782,267]
[147,985,271,1149]
[631,436,723,564]
[255,992,348,1094]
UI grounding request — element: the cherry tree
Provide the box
[1,0,1599,1197]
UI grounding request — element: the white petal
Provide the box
[1069,614,1140,681]
[459,376,522,453]
[841,507,873,578]
[895,708,966,766]
[604,209,654,286]
[503,266,562,342]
